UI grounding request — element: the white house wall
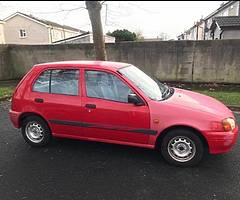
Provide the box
[0,23,5,44]
[104,35,115,43]
[64,30,80,39]
[222,30,240,39]
[49,28,79,43]
[4,15,49,44]
[213,28,222,39]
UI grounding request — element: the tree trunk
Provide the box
[85,1,107,61]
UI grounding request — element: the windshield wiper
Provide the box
[162,86,170,98]
[153,77,166,93]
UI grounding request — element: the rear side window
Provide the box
[33,69,79,96]
[51,70,79,95]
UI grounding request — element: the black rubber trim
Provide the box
[49,119,157,135]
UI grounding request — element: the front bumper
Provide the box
[9,109,21,128]
[204,126,239,154]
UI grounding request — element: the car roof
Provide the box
[34,60,131,71]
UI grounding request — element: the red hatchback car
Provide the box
[9,61,238,166]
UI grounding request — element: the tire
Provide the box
[160,129,204,167]
[21,116,52,147]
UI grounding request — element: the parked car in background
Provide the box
[9,61,238,166]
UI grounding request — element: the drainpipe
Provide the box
[204,20,206,40]
[62,27,66,44]
[63,28,66,39]
[239,1,240,15]
[196,25,199,40]
[220,29,224,39]
[49,26,53,44]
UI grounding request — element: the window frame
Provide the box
[32,69,51,94]
[83,68,146,105]
[32,68,80,97]
[19,29,27,38]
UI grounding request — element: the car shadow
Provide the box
[17,136,235,171]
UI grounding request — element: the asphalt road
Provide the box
[0,101,240,200]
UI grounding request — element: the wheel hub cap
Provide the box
[167,136,196,162]
[25,122,44,143]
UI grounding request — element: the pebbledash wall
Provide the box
[0,40,240,83]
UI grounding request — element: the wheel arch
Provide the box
[19,112,51,131]
[155,125,209,152]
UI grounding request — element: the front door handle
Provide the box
[85,104,96,109]
[35,98,44,103]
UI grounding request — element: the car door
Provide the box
[31,67,85,138]
[81,68,151,144]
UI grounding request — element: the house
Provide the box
[53,32,115,44]
[178,19,205,40]
[2,12,85,44]
[0,20,5,44]
[204,1,240,39]
[210,16,240,39]
[178,1,240,40]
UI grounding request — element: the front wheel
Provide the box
[161,129,204,167]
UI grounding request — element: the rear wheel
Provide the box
[21,116,52,147]
[160,129,204,166]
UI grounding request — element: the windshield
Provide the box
[119,65,169,101]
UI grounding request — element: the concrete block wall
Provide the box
[0,40,240,83]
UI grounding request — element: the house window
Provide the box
[19,29,27,38]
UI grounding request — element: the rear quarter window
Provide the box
[33,70,51,93]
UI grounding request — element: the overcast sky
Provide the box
[0,1,227,39]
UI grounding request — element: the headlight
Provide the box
[222,118,236,131]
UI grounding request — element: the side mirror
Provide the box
[128,94,144,106]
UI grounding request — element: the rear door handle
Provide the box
[35,98,44,103]
[85,104,96,109]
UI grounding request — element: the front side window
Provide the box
[33,69,79,96]
[85,70,133,103]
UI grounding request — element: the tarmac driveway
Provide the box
[0,101,239,200]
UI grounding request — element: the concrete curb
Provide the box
[227,106,240,113]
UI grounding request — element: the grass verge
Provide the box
[0,84,239,108]
[0,86,14,100]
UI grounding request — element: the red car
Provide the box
[9,61,238,166]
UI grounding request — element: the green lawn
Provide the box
[0,86,14,99]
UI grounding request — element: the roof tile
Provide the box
[214,16,240,27]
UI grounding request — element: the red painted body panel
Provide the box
[202,127,238,154]
[9,61,238,155]
[80,67,151,144]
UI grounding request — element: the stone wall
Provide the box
[0,40,240,83]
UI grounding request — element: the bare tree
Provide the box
[135,30,144,41]
[85,1,107,60]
